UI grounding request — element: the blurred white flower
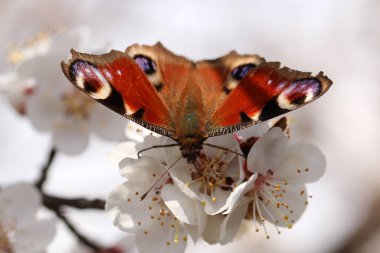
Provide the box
[166,134,243,215]
[1,27,126,154]
[106,156,206,253]
[0,183,55,253]
[224,127,326,238]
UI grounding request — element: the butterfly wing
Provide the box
[196,55,332,137]
[61,48,175,137]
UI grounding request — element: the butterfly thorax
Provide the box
[175,80,206,163]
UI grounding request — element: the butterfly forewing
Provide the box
[205,62,332,136]
[61,49,175,137]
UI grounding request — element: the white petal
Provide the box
[19,55,68,94]
[89,103,126,141]
[202,188,232,215]
[105,181,160,232]
[203,133,241,163]
[107,141,138,166]
[119,156,165,182]
[26,91,61,131]
[247,127,288,174]
[136,135,170,162]
[52,119,90,155]
[125,121,153,143]
[161,184,198,225]
[223,174,257,214]
[274,141,326,184]
[0,183,40,226]
[201,214,224,245]
[220,198,250,245]
[135,219,187,253]
[194,201,207,241]
[13,219,56,253]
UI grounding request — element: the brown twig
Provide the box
[35,147,57,190]
[43,194,105,210]
[53,208,102,251]
[34,146,106,251]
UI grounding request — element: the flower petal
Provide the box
[201,214,224,245]
[107,141,138,166]
[135,220,187,253]
[220,197,250,245]
[13,219,56,253]
[26,91,61,131]
[118,156,165,182]
[203,133,241,163]
[106,181,159,232]
[52,119,90,155]
[135,135,169,162]
[247,127,288,174]
[274,141,326,184]
[89,103,126,141]
[223,173,257,214]
[161,184,199,225]
[0,183,41,226]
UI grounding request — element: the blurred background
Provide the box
[0,0,379,252]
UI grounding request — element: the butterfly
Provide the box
[61,42,332,163]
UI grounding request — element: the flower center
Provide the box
[245,169,310,238]
[189,152,236,203]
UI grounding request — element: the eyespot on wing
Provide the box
[66,60,112,100]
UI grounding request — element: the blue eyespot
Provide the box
[134,55,156,74]
[231,63,256,80]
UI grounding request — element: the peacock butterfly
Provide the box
[61,43,332,163]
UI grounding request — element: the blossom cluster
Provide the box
[0,27,126,155]
[106,120,326,253]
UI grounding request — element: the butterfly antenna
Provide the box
[140,156,182,201]
[137,143,180,159]
[203,143,244,157]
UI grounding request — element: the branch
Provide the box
[35,147,57,190]
[34,146,106,251]
[53,208,102,251]
[43,194,105,210]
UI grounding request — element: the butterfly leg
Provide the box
[137,143,180,159]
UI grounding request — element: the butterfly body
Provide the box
[61,43,332,163]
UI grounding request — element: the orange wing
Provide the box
[204,62,332,136]
[61,49,174,137]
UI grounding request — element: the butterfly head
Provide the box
[179,137,204,164]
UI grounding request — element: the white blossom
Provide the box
[0,183,55,253]
[106,156,206,253]
[1,27,126,155]
[225,127,326,238]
